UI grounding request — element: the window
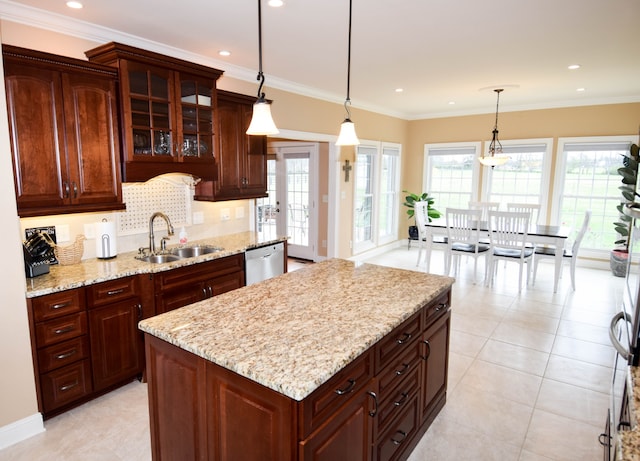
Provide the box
[352,141,401,253]
[423,143,480,213]
[378,145,400,245]
[554,137,634,253]
[353,145,375,252]
[483,139,552,222]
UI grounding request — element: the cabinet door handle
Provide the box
[395,363,410,376]
[394,392,409,407]
[207,286,213,298]
[436,302,447,312]
[396,332,412,345]
[54,326,74,335]
[367,391,378,417]
[335,379,356,395]
[420,339,431,360]
[201,288,208,299]
[599,433,611,447]
[391,430,407,445]
[64,181,70,199]
[107,288,125,296]
[59,380,79,392]
[136,303,143,319]
[55,349,77,360]
[51,302,71,310]
[72,182,78,198]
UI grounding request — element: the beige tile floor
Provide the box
[0,248,622,460]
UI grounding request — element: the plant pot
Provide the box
[610,249,629,277]
[408,225,419,241]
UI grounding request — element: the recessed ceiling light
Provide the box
[218,50,231,57]
[394,88,403,93]
[268,0,284,6]
[568,64,581,70]
[448,101,456,105]
[576,87,586,92]
[66,1,83,8]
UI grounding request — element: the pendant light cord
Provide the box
[490,88,503,154]
[256,0,265,101]
[344,0,353,120]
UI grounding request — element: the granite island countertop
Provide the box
[621,366,640,460]
[25,231,286,298]
[138,258,455,401]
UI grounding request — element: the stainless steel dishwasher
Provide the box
[245,242,285,285]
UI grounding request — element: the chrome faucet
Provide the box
[149,212,174,254]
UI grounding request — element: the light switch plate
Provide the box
[220,208,230,221]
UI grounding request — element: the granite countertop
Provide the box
[25,231,286,298]
[621,366,640,460]
[138,258,455,401]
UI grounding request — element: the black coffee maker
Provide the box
[23,230,55,278]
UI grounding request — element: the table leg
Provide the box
[553,237,562,293]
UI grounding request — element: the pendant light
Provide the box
[247,0,279,135]
[478,88,509,166]
[336,0,360,146]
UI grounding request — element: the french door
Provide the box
[257,143,317,260]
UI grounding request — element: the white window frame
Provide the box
[553,135,636,257]
[423,142,481,214]
[352,140,402,254]
[481,138,553,223]
[378,142,401,246]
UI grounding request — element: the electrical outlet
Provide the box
[235,207,245,219]
[193,211,204,224]
[220,208,231,221]
[83,223,96,239]
[56,224,70,242]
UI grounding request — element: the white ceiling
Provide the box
[1,0,639,120]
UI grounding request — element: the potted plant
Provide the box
[402,190,442,245]
[612,143,640,277]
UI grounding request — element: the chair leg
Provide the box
[532,255,539,286]
[570,257,576,291]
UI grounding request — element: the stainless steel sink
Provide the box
[169,245,223,258]
[138,254,181,263]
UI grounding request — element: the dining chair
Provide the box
[532,210,591,291]
[445,207,490,282]
[487,210,534,291]
[414,201,447,271]
[506,203,540,226]
[468,201,500,222]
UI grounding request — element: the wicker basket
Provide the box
[54,235,86,266]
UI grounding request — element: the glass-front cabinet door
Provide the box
[126,62,174,160]
[178,77,214,162]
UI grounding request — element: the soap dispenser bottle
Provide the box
[179,227,188,245]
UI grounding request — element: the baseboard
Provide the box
[0,413,45,450]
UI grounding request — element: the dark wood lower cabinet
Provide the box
[143,288,452,461]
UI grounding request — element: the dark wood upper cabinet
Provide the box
[85,42,223,182]
[194,90,267,201]
[3,45,124,217]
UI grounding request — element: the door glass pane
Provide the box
[287,157,309,247]
[257,158,277,240]
[354,147,375,248]
[150,73,168,99]
[379,148,399,241]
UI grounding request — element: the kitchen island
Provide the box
[139,258,455,461]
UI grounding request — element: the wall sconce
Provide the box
[343,159,352,182]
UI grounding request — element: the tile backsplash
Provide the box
[19,174,252,260]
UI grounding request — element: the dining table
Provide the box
[422,220,571,293]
